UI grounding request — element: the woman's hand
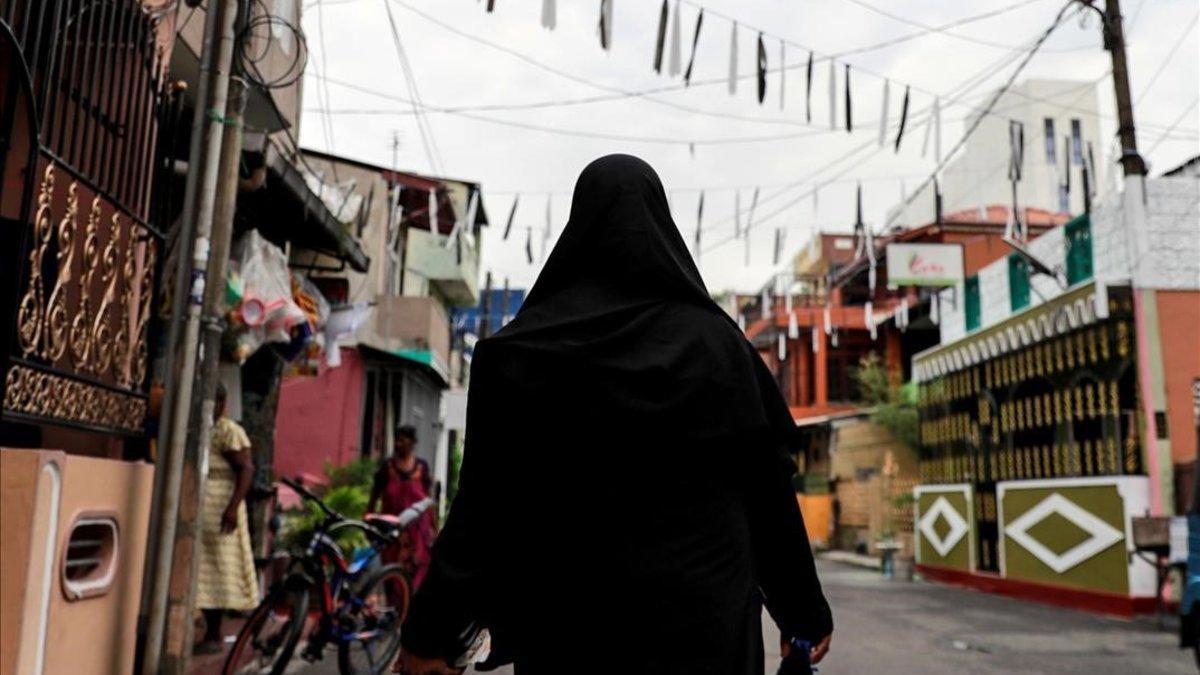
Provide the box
[393,651,463,675]
[780,632,832,665]
[809,633,831,664]
[221,503,239,534]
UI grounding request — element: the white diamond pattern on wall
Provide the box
[918,495,969,558]
[1004,493,1125,574]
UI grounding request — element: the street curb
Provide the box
[819,550,882,571]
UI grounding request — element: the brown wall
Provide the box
[1156,290,1200,471]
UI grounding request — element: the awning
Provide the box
[358,343,450,389]
[236,144,370,273]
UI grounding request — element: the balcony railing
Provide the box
[405,228,480,308]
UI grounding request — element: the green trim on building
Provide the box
[964,275,981,332]
[1065,214,1093,286]
[1008,253,1031,312]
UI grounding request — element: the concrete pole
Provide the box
[1096,0,1164,514]
[140,0,241,671]
[160,76,249,674]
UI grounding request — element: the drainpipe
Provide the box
[140,0,241,671]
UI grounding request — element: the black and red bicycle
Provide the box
[223,476,434,675]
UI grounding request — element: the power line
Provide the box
[1145,96,1200,156]
[1133,12,1198,106]
[384,0,1065,138]
[825,0,1056,59]
[834,0,1092,53]
[380,0,444,173]
[885,1,1079,227]
[483,172,938,197]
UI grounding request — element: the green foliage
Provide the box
[446,437,464,507]
[855,353,919,450]
[325,457,379,490]
[279,483,372,553]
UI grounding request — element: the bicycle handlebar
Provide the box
[280,476,345,522]
[279,477,436,545]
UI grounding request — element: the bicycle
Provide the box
[223,476,435,675]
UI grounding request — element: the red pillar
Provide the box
[794,333,811,407]
[815,327,828,407]
[885,327,903,388]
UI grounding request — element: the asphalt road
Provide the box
[295,559,1194,675]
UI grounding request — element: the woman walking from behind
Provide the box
[396,155,832,675]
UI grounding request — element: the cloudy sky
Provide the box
[297,0,1198,294]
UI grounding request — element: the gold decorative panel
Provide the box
[6,158,158,435]
[4,365,146,434]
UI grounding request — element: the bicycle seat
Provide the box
[364,514,402,539]
[365,513,400,527]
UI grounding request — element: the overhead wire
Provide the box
[884,1,1079,227]
[380,0,445,173]
[694,4,1079,260]
[1144,96,1200,156]
[834,0,1093,53]
[1132,11,1198,106]
[384,0,1076,138]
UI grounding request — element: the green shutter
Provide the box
[1065,214,1093,285]
[965,275,981,332]
[1008,254,1031,311]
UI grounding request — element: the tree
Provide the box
[854,353,918,450]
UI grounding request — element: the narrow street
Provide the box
[290,559,1192,675]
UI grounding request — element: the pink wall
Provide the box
[274,348,365,483]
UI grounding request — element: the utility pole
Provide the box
[1079,0,1164,513]
[140,0,242,671]
[479,270,493,339]
[160,75,250,674]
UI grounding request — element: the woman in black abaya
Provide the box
[397,155,832,675]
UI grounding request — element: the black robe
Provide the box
[400,155,832,675]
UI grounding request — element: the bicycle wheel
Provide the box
[337,564,412,675]
[223,581,310,675]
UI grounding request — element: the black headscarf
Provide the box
[487,154,799,448]
[401,155,830,673]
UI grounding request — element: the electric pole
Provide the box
[1079,0,1164,513]
[140,0,244,671]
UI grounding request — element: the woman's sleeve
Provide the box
[745,440,833,644]
[400,349,505,661]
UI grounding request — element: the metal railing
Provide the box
[3,0,169,225]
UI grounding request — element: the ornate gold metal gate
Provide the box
[1,0,174,438]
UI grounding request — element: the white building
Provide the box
[890,79,1104,227]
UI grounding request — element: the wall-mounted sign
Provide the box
[886,243,964,287]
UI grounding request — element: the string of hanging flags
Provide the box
[477,0,984,156]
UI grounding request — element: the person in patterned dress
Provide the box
[194,384,260,654]
[368,425,436,589]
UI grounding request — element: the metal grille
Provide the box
[2,0,169,225]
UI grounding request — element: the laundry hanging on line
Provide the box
[684,8,704,85]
